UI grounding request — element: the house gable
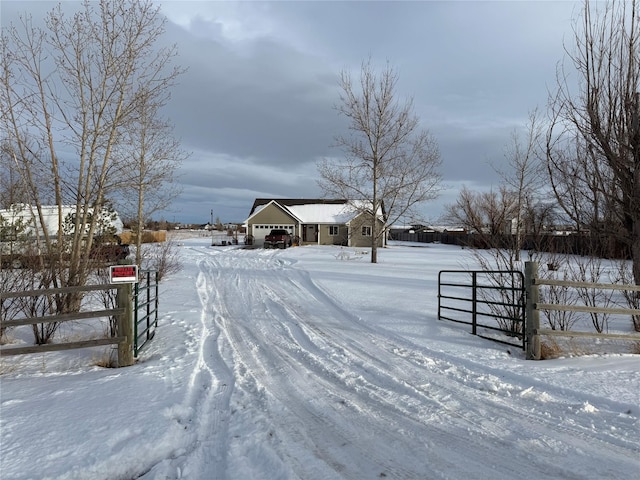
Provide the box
[246,200,299,225]
[247,201,299,224]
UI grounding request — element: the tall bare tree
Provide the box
[445,114,554,339]
[0,0,183,306]
[446,112,548,249]
[496,110,546,260]
[318,59,441,263]
[546,0,640,284]
[117,89,187,267]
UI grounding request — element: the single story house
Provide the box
[245,199,386,248]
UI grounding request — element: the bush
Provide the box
[139,239,182,281]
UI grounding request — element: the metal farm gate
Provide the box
[438,270,526,349]
[134,270,159,357]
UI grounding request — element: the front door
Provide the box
[302,224,318,243]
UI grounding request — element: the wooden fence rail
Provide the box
[525,261,640,360]
[0,283,134,366]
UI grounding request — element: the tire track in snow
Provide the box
[178,258,236,477]
[194,251,425,478]
[175,248,638,479]
[260,276,575,478]
[386,343,640,459]
[210,281,429,479]
[199,250,525,479]
[140,252,236,479]
[288,273,639,477]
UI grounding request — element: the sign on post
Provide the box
[110,265,138,284]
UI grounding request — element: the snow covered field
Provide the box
[1,238,639,479]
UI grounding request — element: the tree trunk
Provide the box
[632,92,640,287]
[371,234,378,263]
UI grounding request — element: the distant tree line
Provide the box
[390,230,632,260]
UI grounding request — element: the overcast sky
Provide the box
[2,1,582,225]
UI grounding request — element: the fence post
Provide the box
[116,283,134,367]
[525,261,541,360]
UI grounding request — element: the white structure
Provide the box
[0,204,124,240]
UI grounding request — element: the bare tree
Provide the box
[546,0,640,283]
[445,185,517,247]
[318,59,441,263]
[0,0,183,309]
[117,90,187,267]
[140,238,182,281]
[495,110,546,260]
[445,114,552,338]
[446,113,550,250]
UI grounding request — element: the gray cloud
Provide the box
[162,20,346,167]
[2,0,581,224]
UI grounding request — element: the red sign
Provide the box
[110,265,138,283]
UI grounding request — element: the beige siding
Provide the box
[318,224,349,246]
[248,204,297,246]
[250,204,296,225]
[349,213,385,248]
[246,200,385,248]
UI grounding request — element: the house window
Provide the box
[362,226,372,236]
[329,225,339,236]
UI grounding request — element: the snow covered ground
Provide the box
[1,238,639,479]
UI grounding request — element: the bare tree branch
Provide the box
[547,0,640,288]
[0,0,184,309]
[318,59,442,263]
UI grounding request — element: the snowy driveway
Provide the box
[1,241,638,480]
[147,245,639,479]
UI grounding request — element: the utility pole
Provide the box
[210,209,214,246]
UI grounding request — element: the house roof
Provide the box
[249,198,348,216]
[286,203,358,224]
[246,198,385,225]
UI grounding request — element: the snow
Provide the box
[285,202,384,224]
[285,203,356,224]
[248,200,384,225]
[1,238,639,480]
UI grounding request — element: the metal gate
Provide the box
[134,270,159,357]
[438,270,525,349]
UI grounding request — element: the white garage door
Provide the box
[251,224,294,246]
